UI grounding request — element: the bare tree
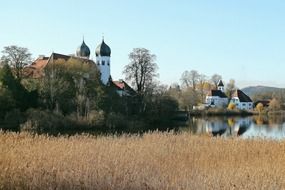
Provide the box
[197,74,208,102]
[269,98,281,111]
[123,48,158,94]
[1,45,32,80]
[180,70,200,90]
[226,79,236,98]
[211,74,222,89]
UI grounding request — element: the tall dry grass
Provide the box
[1,131,285,189]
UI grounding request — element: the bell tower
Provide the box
[95,38,111,85]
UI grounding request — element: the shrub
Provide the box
[269,98,281,111]
[1,109,24,130]
[255,103,264,114]
[87,110,105,127]
[227,103,236,110]
[105,112,128,131]
[21,109,69,134]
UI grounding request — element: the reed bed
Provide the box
[1,131,285,189]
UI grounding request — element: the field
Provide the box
[1,132,285,189]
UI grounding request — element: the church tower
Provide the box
[95,38,111,85]
[217,80,224,92]
[76,39,91,59]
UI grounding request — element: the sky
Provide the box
[1,0,285,88]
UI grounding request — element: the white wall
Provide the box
[206,96,228,108]
[96,56,110,85]
[231,98,253,110]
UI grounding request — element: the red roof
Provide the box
[112,81,125,90]
[24,53,95,78]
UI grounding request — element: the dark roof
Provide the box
[254,100,270,107]
[233,90,252,102]
[76,40,90,58]
[95,39,111,57]
[217,80,224,87]
[208,90,228,98]
[50,53,71,61]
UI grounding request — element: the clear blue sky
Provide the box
[1,0,285,88]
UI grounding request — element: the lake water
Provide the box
[180,115,285,140]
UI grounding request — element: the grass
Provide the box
[1,131,285,189]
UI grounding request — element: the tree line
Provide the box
[1,45,283,133]
[0,46,178,134]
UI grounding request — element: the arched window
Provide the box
[102,60,105,65]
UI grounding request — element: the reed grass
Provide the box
[1,131,285,189]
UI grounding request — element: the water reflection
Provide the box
[182,115,285,140]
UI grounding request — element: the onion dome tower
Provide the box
[76,39,91,59]
[95,38,111,85]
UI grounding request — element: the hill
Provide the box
[242,86,285,98]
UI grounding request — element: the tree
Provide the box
[179,87,199,111]
[1,45,32,80]
[123,48,158,94]
[255,103,264,114]
[39,58,105,117]
[0,64,36,113]
[211,74,222,89]
[197,74,208,103]
[269,98,281,111]
[227,102,236,110]
[226,79,236,98]
[180,70,199,90]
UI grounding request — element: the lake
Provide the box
[180,115,285,140]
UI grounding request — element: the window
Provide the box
[107,61,110,66]
[97,61,100,65]
[102,60,105,65]
[242,103,246,106]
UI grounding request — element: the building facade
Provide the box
[230,90,253,110]
[205,80,228,108]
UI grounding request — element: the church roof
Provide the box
[24,53,95,78]
[232,90,252,102]
[76,40,90,58]
[217,80,224,87]
[208,90,228,98]
[95,39,111,57]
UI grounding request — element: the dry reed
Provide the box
[1,131,285,189]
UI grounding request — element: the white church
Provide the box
[205,80,228,108]
[205,80,253,110]
[26,38,135,96]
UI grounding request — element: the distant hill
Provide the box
[241,86,285,98]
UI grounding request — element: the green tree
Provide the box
[39,58,105,118]
[0,64,36,112]
[143,84,179,127]
[1,45,32,80]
